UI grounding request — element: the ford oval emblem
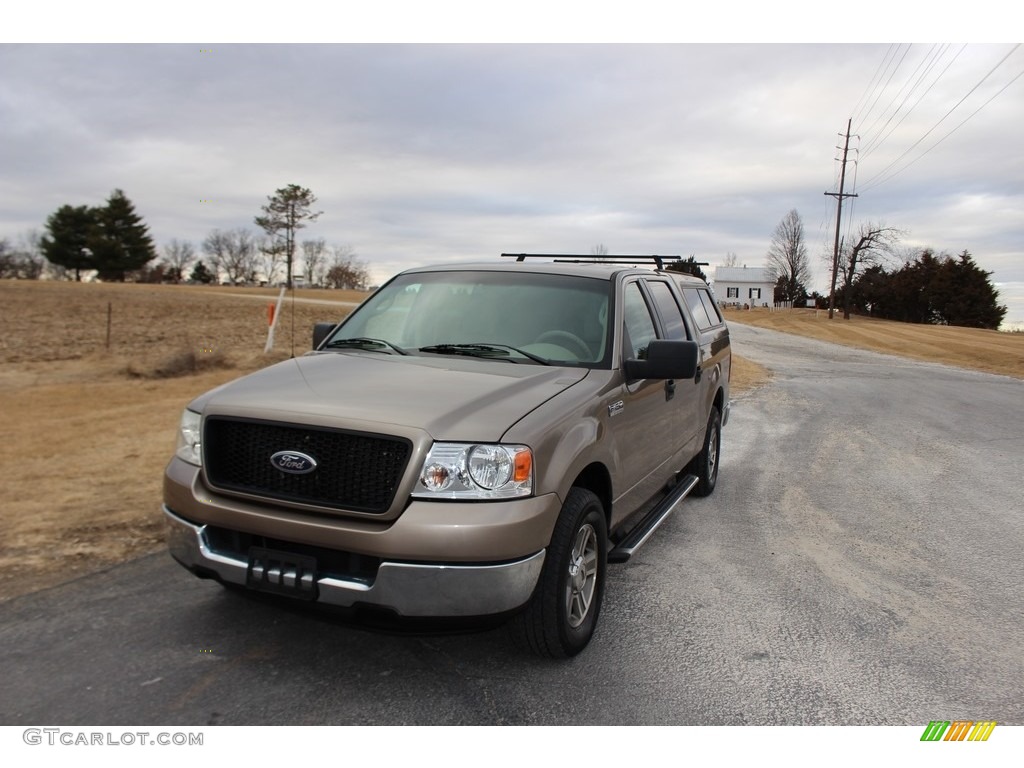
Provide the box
[270,450,318,475]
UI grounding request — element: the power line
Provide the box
[859,44,961,159]
[850,43,900,127]
[855,44,914,139]
[858,44,1021,193]
[860,62,1024,193]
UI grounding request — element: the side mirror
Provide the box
[312,322,338,349]
[623,339,699,381]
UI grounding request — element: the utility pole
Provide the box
[825,118,858,319]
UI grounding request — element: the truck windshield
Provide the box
[327,270,612,367]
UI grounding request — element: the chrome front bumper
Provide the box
[164,506,545,617]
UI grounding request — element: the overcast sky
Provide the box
[3,19,1022,327]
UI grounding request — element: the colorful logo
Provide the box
[920,721,997,741]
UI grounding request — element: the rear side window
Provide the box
[698,289,723,325]
[682,287,717,331]
[646,280,690,340]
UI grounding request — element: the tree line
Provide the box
[2,185,370,290]
[763,209,1006,330]
[849,250,1007,329]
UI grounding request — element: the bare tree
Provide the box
[21,230,45,279]
[325,245,369,290]
[45,260,70,280]
[301,238,329,286]
[203,228,257,285]
[258,235,286,286]
[766,209,811,303]
[838,223,902,320]
[161,238,195,284]
[722,252,738,268]
[0,238,13,278]
[202,230,228,282]
[0,232,45,279]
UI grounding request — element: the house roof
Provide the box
[714,267,774,283]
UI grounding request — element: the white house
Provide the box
[713,266,775,308]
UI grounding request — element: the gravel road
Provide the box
[1,323,1021,725]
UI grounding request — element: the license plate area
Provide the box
[247,547,319,601]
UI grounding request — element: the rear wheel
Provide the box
[509,487,607,657]
[691,406,721,497]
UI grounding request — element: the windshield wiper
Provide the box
[419,343,551,365]
[325,337,408,355]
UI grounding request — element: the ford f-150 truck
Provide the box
[164,255,731,656]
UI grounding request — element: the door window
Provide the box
[622,282,658,360]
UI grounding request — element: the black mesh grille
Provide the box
[203,417,412,513]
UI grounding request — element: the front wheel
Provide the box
[509,487,607,657]
[690,406,721,497]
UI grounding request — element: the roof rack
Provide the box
[501,253,682,271]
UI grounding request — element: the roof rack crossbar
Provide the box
[500,253,682,270]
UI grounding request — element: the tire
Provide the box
[509,487,607,658]
[691,406,721,497]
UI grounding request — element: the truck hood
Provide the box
[193,351,590,441]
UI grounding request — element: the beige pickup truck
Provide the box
[164,255,731,656]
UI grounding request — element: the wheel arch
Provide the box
[569,462,612,529]
[713,385,725,414]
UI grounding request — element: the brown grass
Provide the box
[725,307,1024,379]
[0,280,362,601]
[730,354,771,394]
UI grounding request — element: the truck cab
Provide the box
[164,255,730,656]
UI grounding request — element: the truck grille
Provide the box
[203,417,412,513]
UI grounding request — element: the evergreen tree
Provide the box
[848,264,890,317]
[902,250,947,325]
[189,260,215,284]
[937,251,1007,329]
[666,256,708,282]
[40,204,95,281]
[851,249,1007,329]
[773,273,808,305]
[254,184,322,288]
[89,189,157,281]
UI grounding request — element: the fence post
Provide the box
[264,287,286,353]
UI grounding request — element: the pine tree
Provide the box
[666,256,708,282]
[852,249,1007,329]
[189,260,215,284]
[254,184,322,288]
[40,204,95,281]
[89,189,157,281]
[938,251,1007,329]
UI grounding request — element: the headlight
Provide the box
[413,443,533,500]
[175,409,202,466]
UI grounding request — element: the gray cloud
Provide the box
[1,43,1021,324]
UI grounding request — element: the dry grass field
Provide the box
[0,281,364,601]
[725,307,1024,379]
